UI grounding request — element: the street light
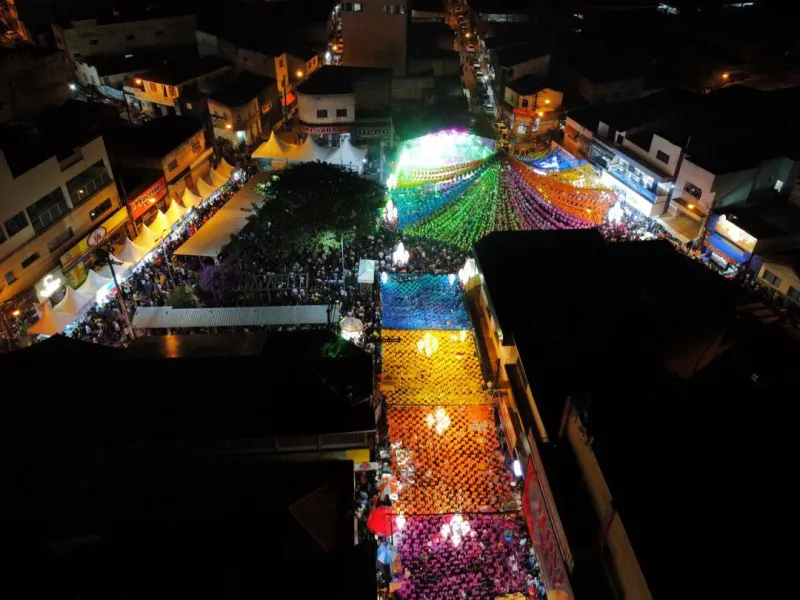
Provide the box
[296,70,304,78]
[134,78,142,85]
[225,123,233,130]
[722,72,730,80]
[544,99,551,105]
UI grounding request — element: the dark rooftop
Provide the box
[296,66,392,96]
[470,0,533,15]
[139,56,230,86]
[718,202,800,241]
[78,46,198,77]
[566,48,652,83]
[475,230,797,597]
[209,72,276,108]
[410,0,446,12]
[110,115,203,158]
[567,88,697,133]
[494,41,551,68]
[506,74,549,96]
[0,101,118,178]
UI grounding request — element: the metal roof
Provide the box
[132,304,341,329]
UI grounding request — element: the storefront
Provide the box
[127,175,168,228]
[522,454,575,600]
[703,214,756,268]
[300,121,393,146]
[59,208,130,289]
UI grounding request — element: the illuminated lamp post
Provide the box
[392,242,409,266]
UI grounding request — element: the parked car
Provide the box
[491,122,508,135]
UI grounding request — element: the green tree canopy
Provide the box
[247,162,385,254]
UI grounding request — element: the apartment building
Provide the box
[52,13,197,63]
[208,72,279,144]
[0,103,125,307]
[109,115,212,204]
[340,0,409,76]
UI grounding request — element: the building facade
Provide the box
[52,14,197,63]
[0,136,124,306]
[341,1,409,76]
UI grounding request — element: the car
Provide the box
[491,122,508,134]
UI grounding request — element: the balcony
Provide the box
[66,161,113,207]
[29,198,71,234]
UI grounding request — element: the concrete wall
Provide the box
[0,137,121,302]
[673,159,718,214]
[209,98,262,144]
[342,0,408,75]
[297,92,356,124]
[53,15,197,61]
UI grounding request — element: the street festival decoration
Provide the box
[380,274,470,330]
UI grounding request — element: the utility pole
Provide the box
[341,237,346,292]
[100,246,136,340]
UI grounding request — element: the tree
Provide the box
[248,161,385,254]
[167,285,195,308]
[199,264,238,304]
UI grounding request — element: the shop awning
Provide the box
[174,172,267,258]
[704,232,749,264]
[132,304,341,329]
[358,259,376,284]
[656,212,702,244]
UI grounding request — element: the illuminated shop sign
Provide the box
[356,125,392,138]
[715,215,757,252]
[128,176,167,220]
[301,124,350,135]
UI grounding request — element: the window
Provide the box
[615,132,625,145]
[317,109,328,118]
[278,58,284,68]
[66,160,111,206]
[149,82,158,92]
[787,286,800,303]
[192,141,202,153]
[4,211,29,238]
[126,34,135,40]
[521,98,529,108]
[155,30,165,37]
[775,179,784,192]
[5,271,15,285]
[382,4,404,13]
[186,102,193,110]
[89,39,98,46]
[103,76,111,85]
[90,198,113,220]
[27,188,71,233]
[167,159,178,171]
[21,253,40,269]
[684,181,702,199]
[47,227,73,253]
[344,3,363,11]
[336,108,348,118]
[762,269,782,288]
[656,149,670,164]
[0,226,5,245]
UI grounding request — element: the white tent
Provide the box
[216,157,236,179]
[76,269,111,297]
[96,255,129,280]
[165,199,187,225]
[196,176,219,200]
[182,187,203,208]
[118,237,149,264]
[288,136,333,163]
[134,224,161,251]
[252,132,295,160]
[209,166,229,188]
[27,303,76,336]
[327,139,368,172]
[149,210,171,235]
[358,259,376,284]
[54,286,93,315]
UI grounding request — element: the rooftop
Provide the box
[110,115,203,158]
[566,48,652,83]
[0,101,118,178]
[78,46,198,77]
[567,88,697,133]
[718,202,800,242]
[494,41,551,68]
[506,74,549,96]
[296,66,392,96]
[209,71,276,108]
[475,230,797,597]
[138,56,230,86]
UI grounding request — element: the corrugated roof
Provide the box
[132,305,341,329]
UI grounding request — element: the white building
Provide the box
[0,104,126,307]
[52,13,197,63]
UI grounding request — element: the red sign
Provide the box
[301,124,350,135]
[522,458,574,599]
[128,176,167,220]
[281,92,296,106]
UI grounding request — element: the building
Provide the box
[503,75,563,138]
[124,57,232,119]
[470,0,533,24]
[468,229,798,600]
[0,46,72,123]
[0,102,126,308]
[406,22,460,77]
[410,0,446,23]
[295,66,393,144]
[196,27,321,124]
[208,72,279,144]
[340,0,409,76]
[109,115,212,207]
[0,329,377,598]
[558,50,651,105]
[489,42,551,114]
[52,12,197,64]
